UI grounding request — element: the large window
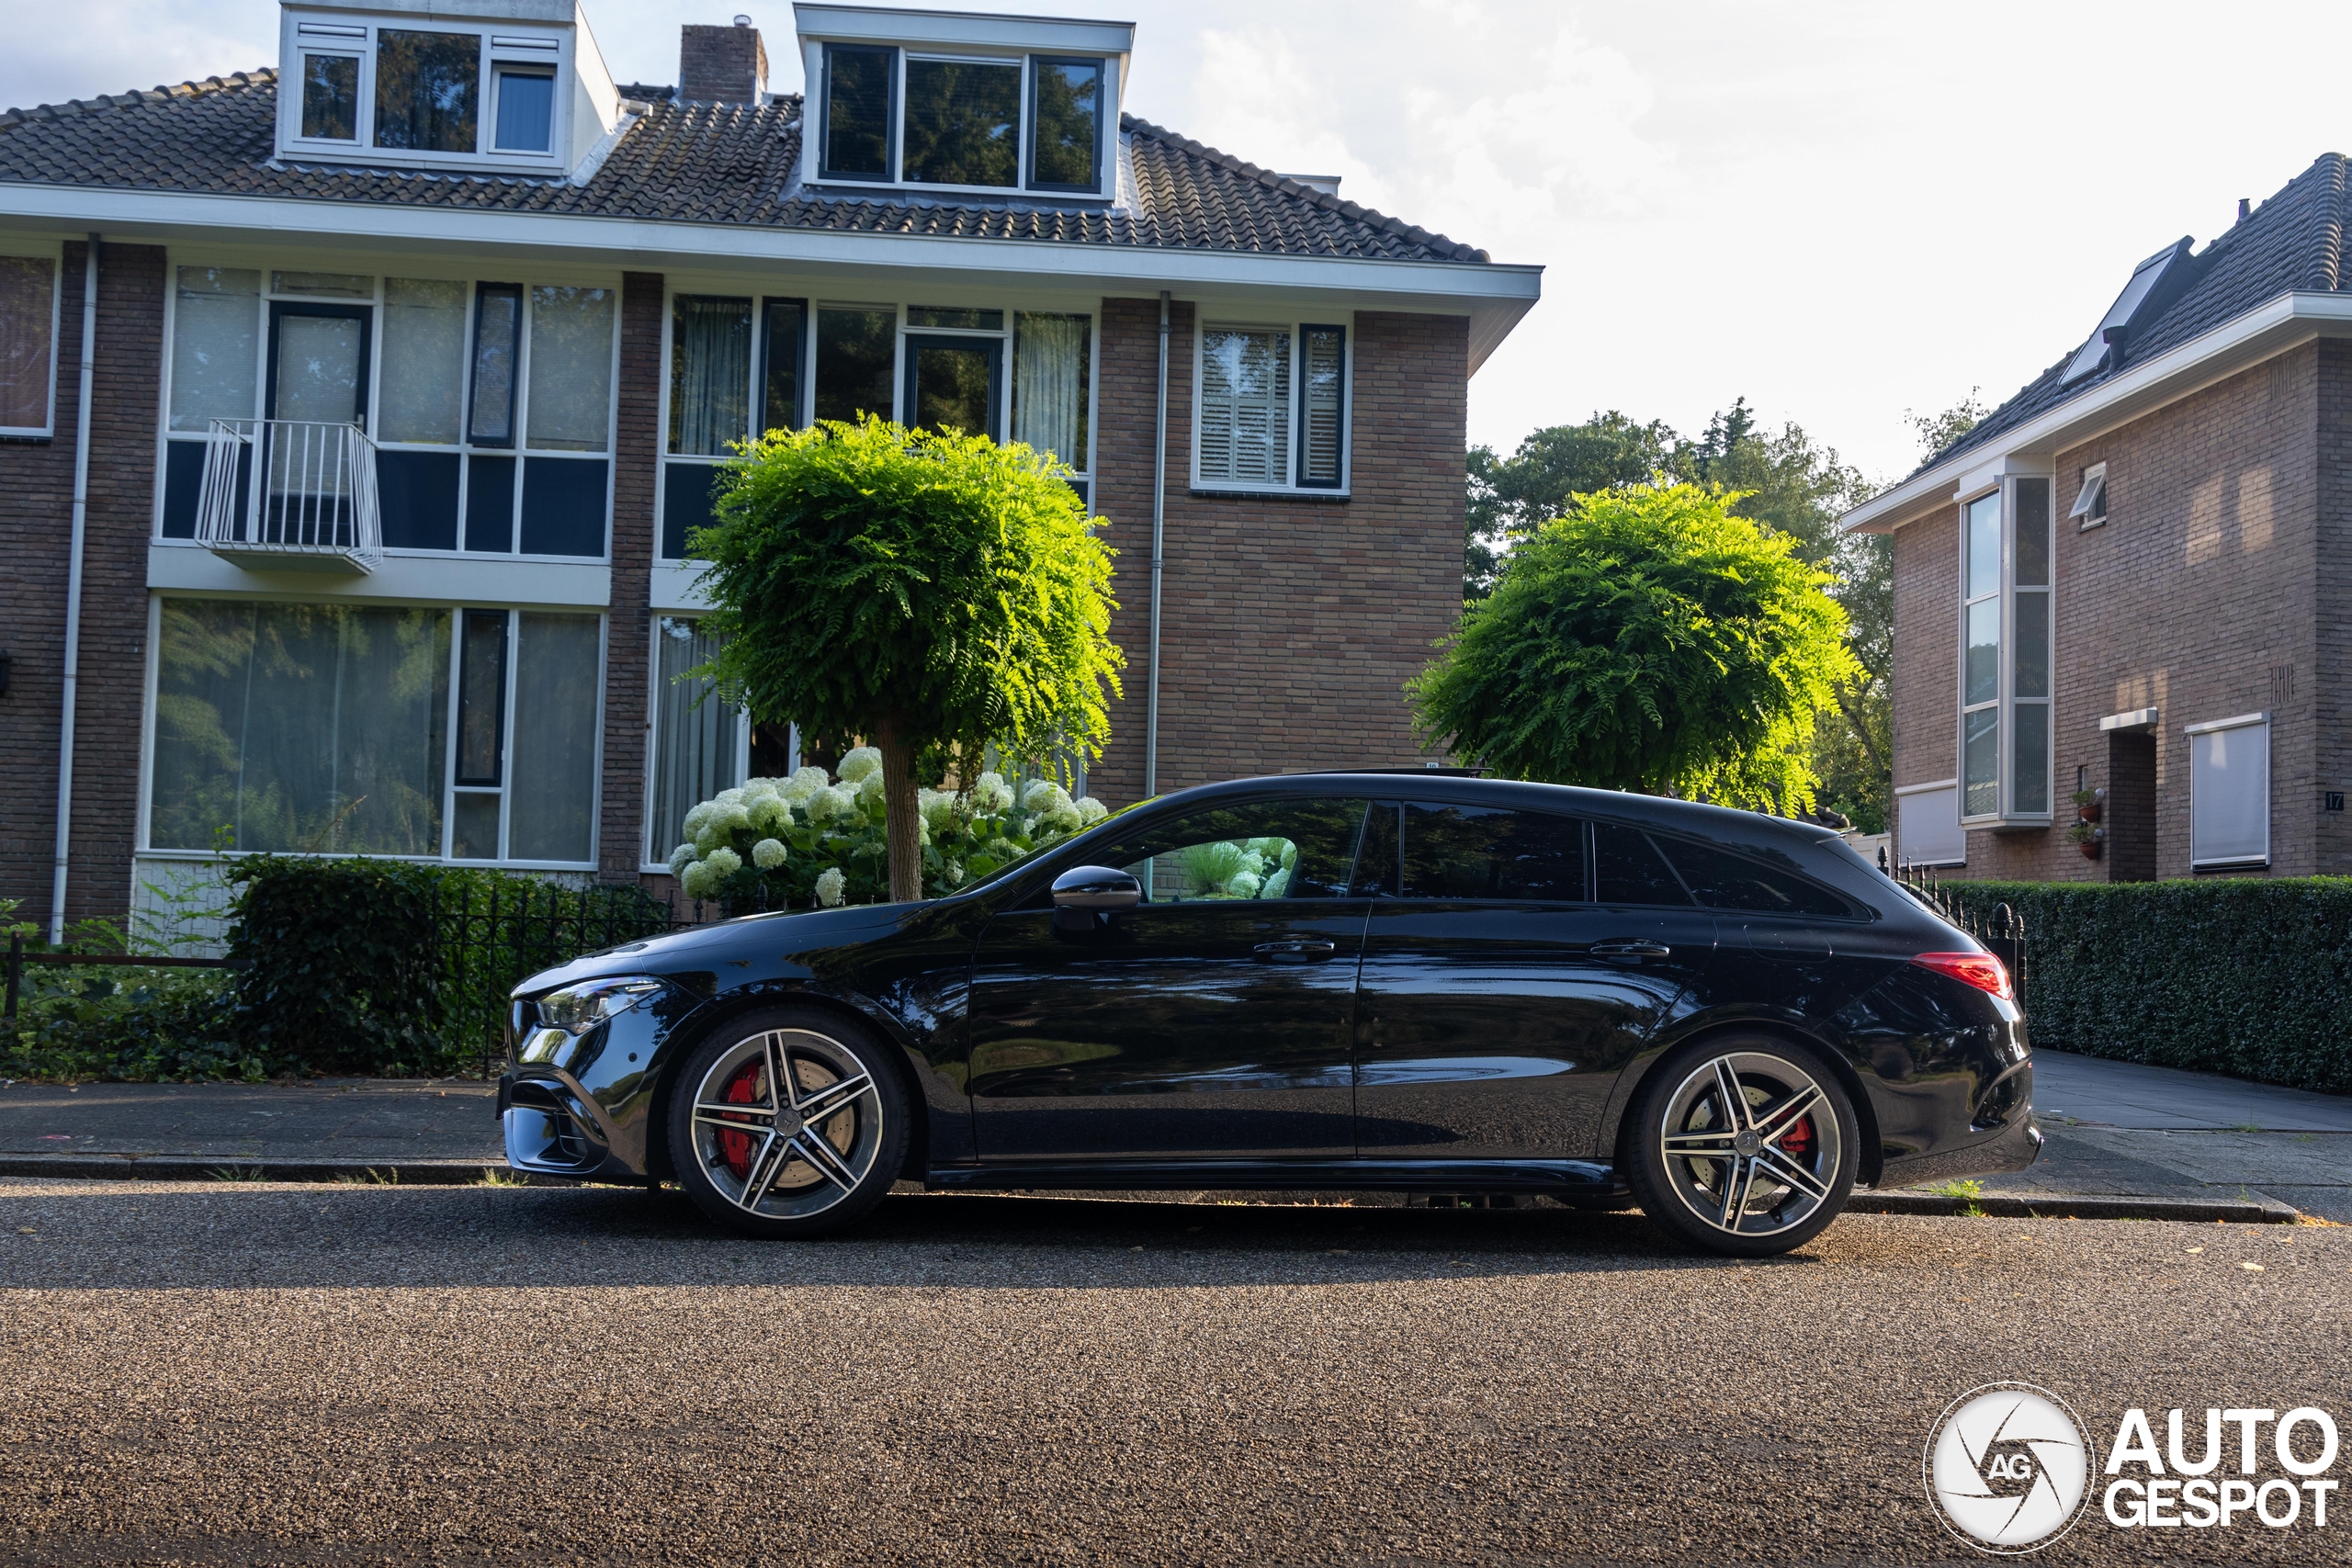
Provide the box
[647,617,748,866]
[661,293,809,558]
[149,599,602,866]
[280,15,568,170]
[1195,322,1350,492]
[159,267,616,558]
[2188,713,2268,869]
[0,249,60,437]
[1958,478,2051,824]
[815,43,1109,196]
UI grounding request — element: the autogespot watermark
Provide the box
[1925,1386,2343,1553]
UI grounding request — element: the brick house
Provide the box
[1841,152,2352,882]
[0,1,1540,936]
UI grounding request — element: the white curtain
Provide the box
[169,266,260,433]
[669,296,752,456]
[1198,326,1289,484]
[526,285,615,452]
[1012,312,1089,472]
[508,613,602,863]
[0,254,55,430]
[650,617,740,859]
[379,277,468,444]
[149,600,450,854]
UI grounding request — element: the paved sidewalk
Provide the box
[2,1052,2346,1217]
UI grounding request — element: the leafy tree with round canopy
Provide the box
[691,416,1123,903]
[1408,482,1859,811]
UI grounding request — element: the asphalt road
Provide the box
[4,1177,2349,1567]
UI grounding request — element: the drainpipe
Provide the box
[1144,289,1170,801]
[49,235,97,944]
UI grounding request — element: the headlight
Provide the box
[534,976,669,1036]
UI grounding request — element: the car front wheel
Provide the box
[1623,1034,1857,1258]
[666,1006,909,1238]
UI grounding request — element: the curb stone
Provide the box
[1853,1189,2300,1224]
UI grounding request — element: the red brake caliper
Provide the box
[1780,1112,1815,1163]
[715,1060,764,1180]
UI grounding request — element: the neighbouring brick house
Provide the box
[1841,153,2352,883]
[0,1,1539,935]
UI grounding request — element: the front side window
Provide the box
[0,252,59,435]
[1959,479,2052,822]
[1098,797,1372,902]
[1029,58,1102,190]
[374,29,480,153]
[901,57,1023,187]
[1197,326,1291,486]
[822,45,894,180]
[301,54,360,140]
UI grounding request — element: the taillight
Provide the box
[1912,950,2013,1002]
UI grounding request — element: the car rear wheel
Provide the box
[1623,1034,1857,1258]
[666,1006,909,1239]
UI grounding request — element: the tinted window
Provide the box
[1398,802,1585,900]
[1094,797,1371,902]
[1592,822,1690,906]
[1653,837,1854,918]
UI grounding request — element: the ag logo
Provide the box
[1924,1382,2096,1554]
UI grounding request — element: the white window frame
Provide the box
[275,12,574,176]
[2069,461,2108,529]
[1189,318,1352,497]
[807,41,1115,197]
[136,593,604,872]
[0,242,62,438]
[1956,475,2053,828]
[2187,712,2270,870]
[153,254,621,564]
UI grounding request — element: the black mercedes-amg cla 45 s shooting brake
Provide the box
[501,774,2039,1257]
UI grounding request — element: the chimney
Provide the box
[2238,197,2251,224]
[680,18,768,104]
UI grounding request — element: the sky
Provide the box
[10,0,2351,488]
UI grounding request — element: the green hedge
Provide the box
[1936,878,2352,1095]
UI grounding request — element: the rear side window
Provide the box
[1653,836,1854,918]
[1591,822,1691,905]
[1395,801,1587,900]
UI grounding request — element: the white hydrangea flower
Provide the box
[970,771,1015,815]
[694,821,728,854]
[679,859,714,898]
[1076,796,1109,826]
[718,801,753,832]
[856,771,887,808]
[682,802,714,837]
[1261,866,1290,898]
[807,784,860,824]
[752,837,787,870]
[715,787,746,807]
[780,766,830,804]
[667,842,697,877]
[815,866,847,907]
[748,794,793,833]
[1280,840,1298,870]
[702,846,743,879]
[944,863,965,886]
[742,776,782,801]
[918,788,960,829]
[837,747,883,784]
[1230,870,1262,900]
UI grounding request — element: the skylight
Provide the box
[2060,240,2196,385]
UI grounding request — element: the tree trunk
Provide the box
[874,716,923,905]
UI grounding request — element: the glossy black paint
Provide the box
[502,774,2040,1200]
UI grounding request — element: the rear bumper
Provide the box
[1872,1109,2043,1190]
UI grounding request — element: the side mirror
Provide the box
[1051,865,1142,911]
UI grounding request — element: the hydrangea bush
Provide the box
[669,747,1109,914]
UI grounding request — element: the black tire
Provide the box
[665,1004,910,1239]
[1622,1032,1858,1258]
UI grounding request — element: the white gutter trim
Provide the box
[1840,290,2352,535]
[50,233,96,944]
[0,182,1543,304]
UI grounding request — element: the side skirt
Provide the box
[926,1157,1625,1197]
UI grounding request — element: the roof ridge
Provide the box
[2306,152,2347,293]
[1120,112,1488,264]
[1,67,274,130]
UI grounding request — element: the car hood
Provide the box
[510,900,930,1000]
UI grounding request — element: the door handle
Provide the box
[1254,939,1338,962]
[1589,939,1671,960]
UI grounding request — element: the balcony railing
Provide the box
[194,419,384,574]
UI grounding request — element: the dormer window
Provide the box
[278,9,582,174]
[799,6,1131,197]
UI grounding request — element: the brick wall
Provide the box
[602,271,661,884]
[1893,344,2323,880]
[1088,299,1466,806]
[0,240,164,926]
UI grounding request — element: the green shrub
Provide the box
[1934,877,2352,1094]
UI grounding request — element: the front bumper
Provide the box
[1873,1109,2043,1190]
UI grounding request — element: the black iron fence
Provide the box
[432,879,680,1073]
[1880,852,2029,998]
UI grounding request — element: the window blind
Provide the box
[1198,326,1289,485]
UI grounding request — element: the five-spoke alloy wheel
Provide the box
[1623,1034,1858,1257]
[666,1006,908,1238]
